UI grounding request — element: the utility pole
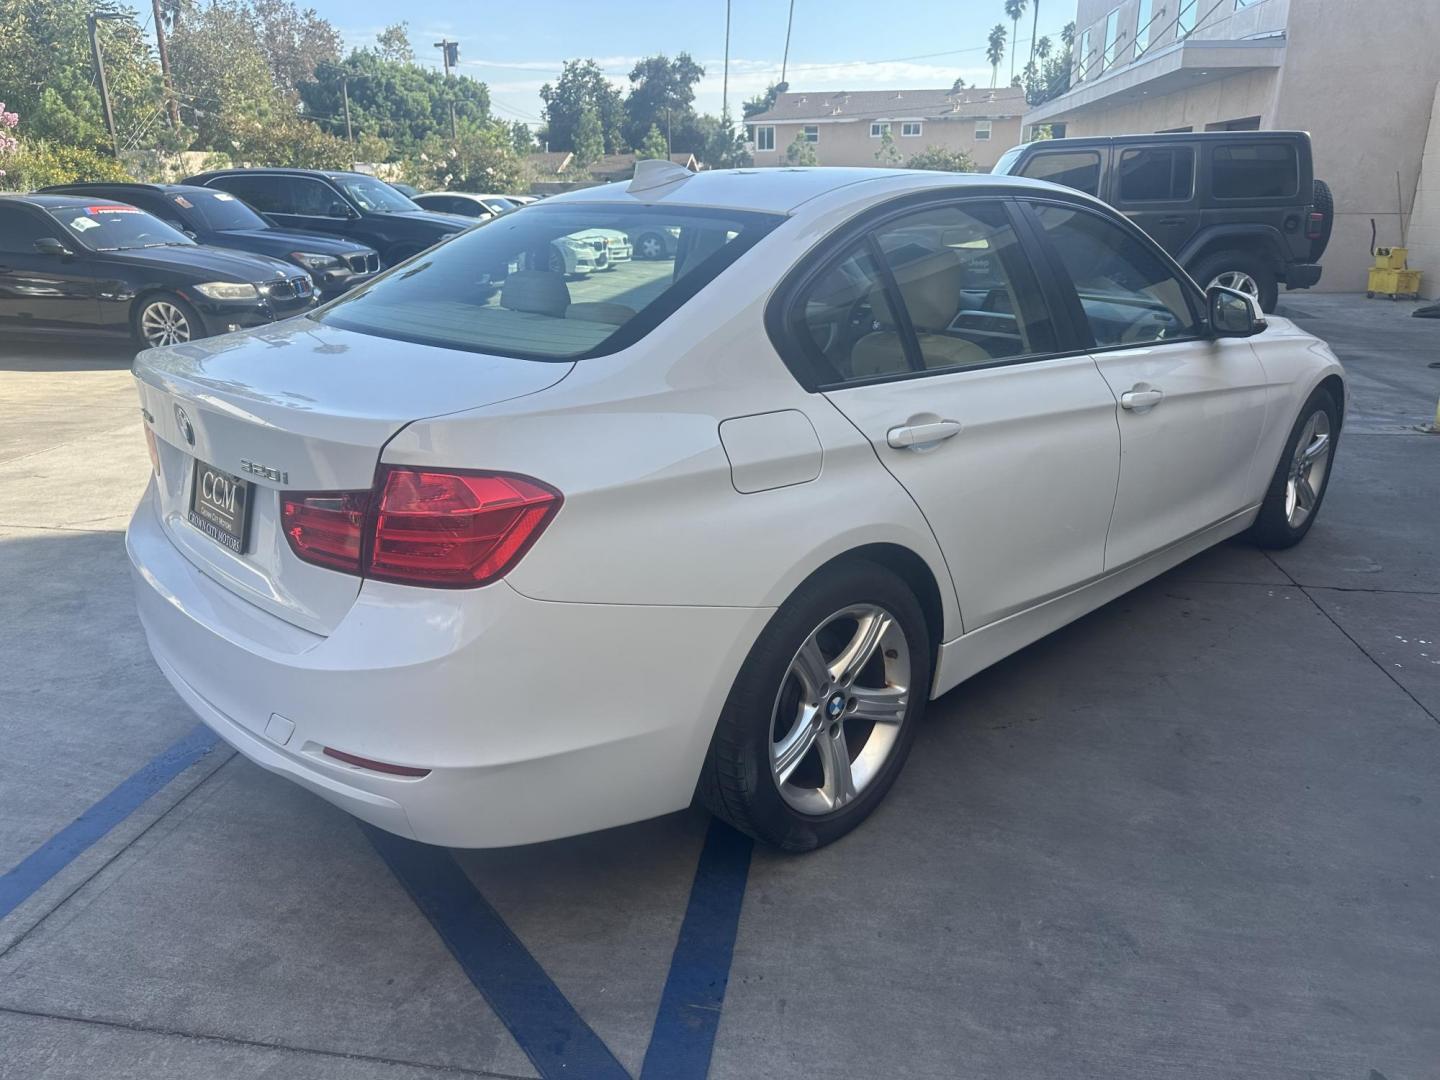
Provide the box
[434,38,459,140]
[87,12,124,159]
[782,0,795,84]
[151,0,180,130]
[341,75,354,146]
[722,0,731,120]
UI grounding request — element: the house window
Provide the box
[1077,28,1093,81]
[803,125,818,143]
[1102,8,1121,70]
[1177,0,1197,36]
[900,122,923,137]
[870,122,890,138]
[1134,0,1153,59]
[755,126,775,152]
[974,120,992,141]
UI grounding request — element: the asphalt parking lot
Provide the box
[2,293,1438,1079]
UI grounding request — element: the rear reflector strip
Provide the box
[322,747,431,777]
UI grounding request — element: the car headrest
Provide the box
[886,249,966,332]
[501,270,570,317]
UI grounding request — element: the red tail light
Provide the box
[281,468,562,588]
[1306,211,1324,239]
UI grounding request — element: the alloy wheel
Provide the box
[639,234,664,259]
[769,604,910,815]
[1208,270,1261,302]
[1284,409,1332,528]
[140,302,192,347]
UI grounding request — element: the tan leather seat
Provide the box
[501,270,570,317]
[849,249,991,376]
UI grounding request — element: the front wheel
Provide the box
[133,293,202,348]
[1245,386,1340,548]
[699,561,932,851]
[1191,249,1279,314]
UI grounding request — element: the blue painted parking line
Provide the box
[0,722,222,921]
[363,824,631,1080]
[640,820,754,1080]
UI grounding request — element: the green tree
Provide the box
[572,103,604,168]
[405,122,523,193]
[742,80,787,120]
[784,132,816,166]
[251,0,340,100]
[623,53,704,153]
[905,145,975,172]
[169,0,284,150]
[299,51,491,154]
[374,22,413,65]
[539,59,624,154]
[0,0,169,154]
[1004,0,1027,83]
[986,24,1007,88]
[508,120,536,154]
[1023,35,1072,106]
[873,129,902,166]
[637,123,668,160]
[950,76,967,94]
[694,114,750,168]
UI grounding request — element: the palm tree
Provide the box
[986,24,1007,88]
[1004,0,1027,83]
[1035,35,1052,61]
[1061,21,1076,49]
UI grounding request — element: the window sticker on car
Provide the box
[67,216,100,231]
[212,192,236,201]
[86,205,141,214]
[173,196,194,208]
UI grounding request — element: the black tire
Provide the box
[699,560,933,852]
[1308,179,1334,262]
[1245,385,1340,549]
[132,292,204,349]
[635,231,667,260]
[1188,249,1279,313]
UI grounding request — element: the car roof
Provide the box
[0,192,131,209]
[1014,130,1311,149]
[543,167,1072,216]
[38,181,221,197]
[189,168,379,182]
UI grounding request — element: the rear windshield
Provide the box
[315,203,783,360]
[47,204,193,251]
[180,189,268,231]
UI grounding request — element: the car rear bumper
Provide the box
[126,480,771,847]
[1283,263,1323,289]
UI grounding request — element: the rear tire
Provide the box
[1191,249,1279,314]
[1245,386,1340,549]
[699,560,932,852]
[132,293,203,348]
[1308,179,1334,262]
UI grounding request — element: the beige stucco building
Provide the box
[747,88,1026,171]
[1024,0,1440,291]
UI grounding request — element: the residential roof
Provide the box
[590,152,698,180]
[748,86,1027,124]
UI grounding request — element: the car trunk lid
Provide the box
[134,316,573,635]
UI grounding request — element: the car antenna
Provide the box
[629,159,693,194]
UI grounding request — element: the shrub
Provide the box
[0,138,130,190]
[904,146,977,173]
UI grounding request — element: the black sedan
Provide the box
[0,194,316,347]
[41,182,380,300]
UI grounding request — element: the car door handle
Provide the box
[1120,388,1165,410]
[887,419,963,449]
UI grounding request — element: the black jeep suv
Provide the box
[182,168,472,268]
[994,130,1331,312]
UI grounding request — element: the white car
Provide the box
[411,192,518,220]
[549,227,632,275]
[127,163,1345,851]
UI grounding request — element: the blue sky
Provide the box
[306,0,1078,127]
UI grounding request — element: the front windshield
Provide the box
[333,175,419,213]
[47,204,194,251]
[180,189,268,232]
[315,202,782,360]
[992,145,1025,175]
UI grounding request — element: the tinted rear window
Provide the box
[1117,147,1194,201]
[1019,151,1102,196]
[315,203,782,360]
[1211,143,1299,199]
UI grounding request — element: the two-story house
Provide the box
[746,87,1026,171]
[1026,0,1440,289]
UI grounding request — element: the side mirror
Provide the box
[328,201,357,220]
[1207,285,1266,338]
[33,237,72,257]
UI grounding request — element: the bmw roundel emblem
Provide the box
[826,693,846,719]
[174,405,195,446]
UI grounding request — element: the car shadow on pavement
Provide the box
[2,340,137,372]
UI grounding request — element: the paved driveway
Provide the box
[2,296,1438,1079]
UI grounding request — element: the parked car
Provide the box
[551,227,632,274]
[0,194,315,347]
[126,166,1344,852]
[412,192,518,218]
[506,194,540,206]
[629,224,680,260]
[388,182,422,199]
[40,182,380,300]
[993,130,1331,312]
[182,168,472,268]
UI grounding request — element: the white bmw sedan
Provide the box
[128,164,1345,851]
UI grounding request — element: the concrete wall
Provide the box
[1073,0,1291,82]
[1054,69,1280,137]
[752,114,1023,170]
[1404,81,1440,297]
